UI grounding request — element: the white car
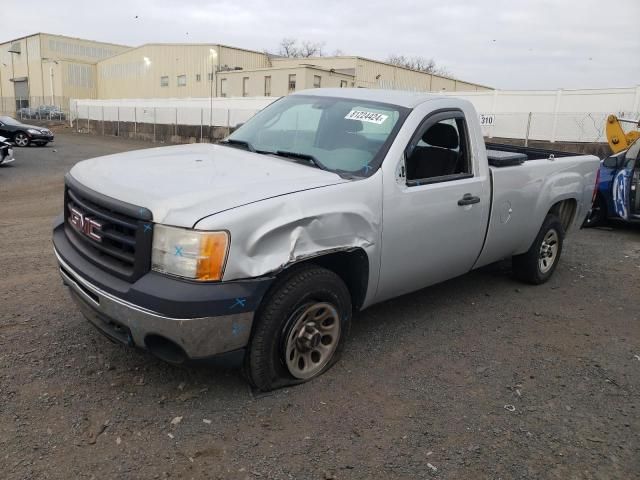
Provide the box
[0,136,14,165]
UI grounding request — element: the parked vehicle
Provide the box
[18,107,38,119]
[584,138,640,226]
[52,89,600,391]
[0,116,54,147]
[0,136,14,166]
[34,105,66,121]
[18,105,66,121]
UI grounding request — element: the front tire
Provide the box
[512,214,564,285]
[14,132,29,147]
[244,265,352,391]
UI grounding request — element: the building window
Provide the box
[160,76,169,87]
[288,74,296,93]
[264,76,271,96]
[220,78,228,97]
[242,77,249,97]
[177,74,187,87]
[196,74,201,82]
[340,80,348,88]
[313,75,321,88]
[208,72,214,81]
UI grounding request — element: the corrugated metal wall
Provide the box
[40,33,129,63]
[97,44,271,99]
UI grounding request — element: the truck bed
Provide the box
[474,150,600,269]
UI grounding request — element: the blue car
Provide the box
[585,139,640,226]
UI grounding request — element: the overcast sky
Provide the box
[4,0,639,90]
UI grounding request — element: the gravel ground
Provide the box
[1,133,639,480]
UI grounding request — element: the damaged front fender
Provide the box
[194,174,383,308]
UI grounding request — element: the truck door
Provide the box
[377,109,491,302]
[612,139,640,220]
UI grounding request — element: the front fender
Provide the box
[195,174,383,305]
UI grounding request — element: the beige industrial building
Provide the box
[97,50,490,100]
[96,43,269,99]
[270,56,489,92]
[0,32,491,113]
[0,33,129,112]
[217,65,354,98]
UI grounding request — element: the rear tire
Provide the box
[244,265,352,392]
[512,214,564,285]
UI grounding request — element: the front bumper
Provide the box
[29,133,54,143]
[53,218,273,361]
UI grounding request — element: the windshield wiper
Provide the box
[275,150,331,172]
[220,138,256,152]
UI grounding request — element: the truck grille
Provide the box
[63,177,153,282]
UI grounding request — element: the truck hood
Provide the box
[69,143,349,227]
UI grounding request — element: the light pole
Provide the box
[41,58,59,106]
[209,48,217,128]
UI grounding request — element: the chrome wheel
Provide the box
[14,133,29,147]
[284,302,341,380]
[539,229,559,273]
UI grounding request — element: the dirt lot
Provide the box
[1,133,639,480]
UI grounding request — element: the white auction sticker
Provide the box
[344,110,389,124]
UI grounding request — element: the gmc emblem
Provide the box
[69,207,103,242]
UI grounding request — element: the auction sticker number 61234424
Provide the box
[479,114,495,126]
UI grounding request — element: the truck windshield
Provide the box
[226,95,408,176]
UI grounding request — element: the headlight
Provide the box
[151,225,229,281]
[27,129,40,135]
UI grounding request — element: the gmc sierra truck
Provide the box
[52,89,600,391]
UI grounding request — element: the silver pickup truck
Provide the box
[52,89,600,390]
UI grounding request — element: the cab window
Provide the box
[405,114,471,184]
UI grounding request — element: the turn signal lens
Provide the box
[196,232,229,281]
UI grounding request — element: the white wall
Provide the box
[71,96,278,127]
[443,86,640,142]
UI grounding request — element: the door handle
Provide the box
[458,193,481,206]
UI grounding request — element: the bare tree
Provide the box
[300,40,325,58]
[387,54,452,77]
[278,38,300,58]
[276,38,327,58]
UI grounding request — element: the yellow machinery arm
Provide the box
[606,114,640,154]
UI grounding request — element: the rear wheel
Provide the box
[512,214,564,284]
[14,132,29,147]
[244,265,352,391]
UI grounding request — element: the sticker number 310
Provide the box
[479,114,495,126]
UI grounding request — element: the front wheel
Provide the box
[512,214,564,284]
[14,132,29,147]
[244,265,352,391]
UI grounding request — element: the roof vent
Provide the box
[8,42,21,54]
